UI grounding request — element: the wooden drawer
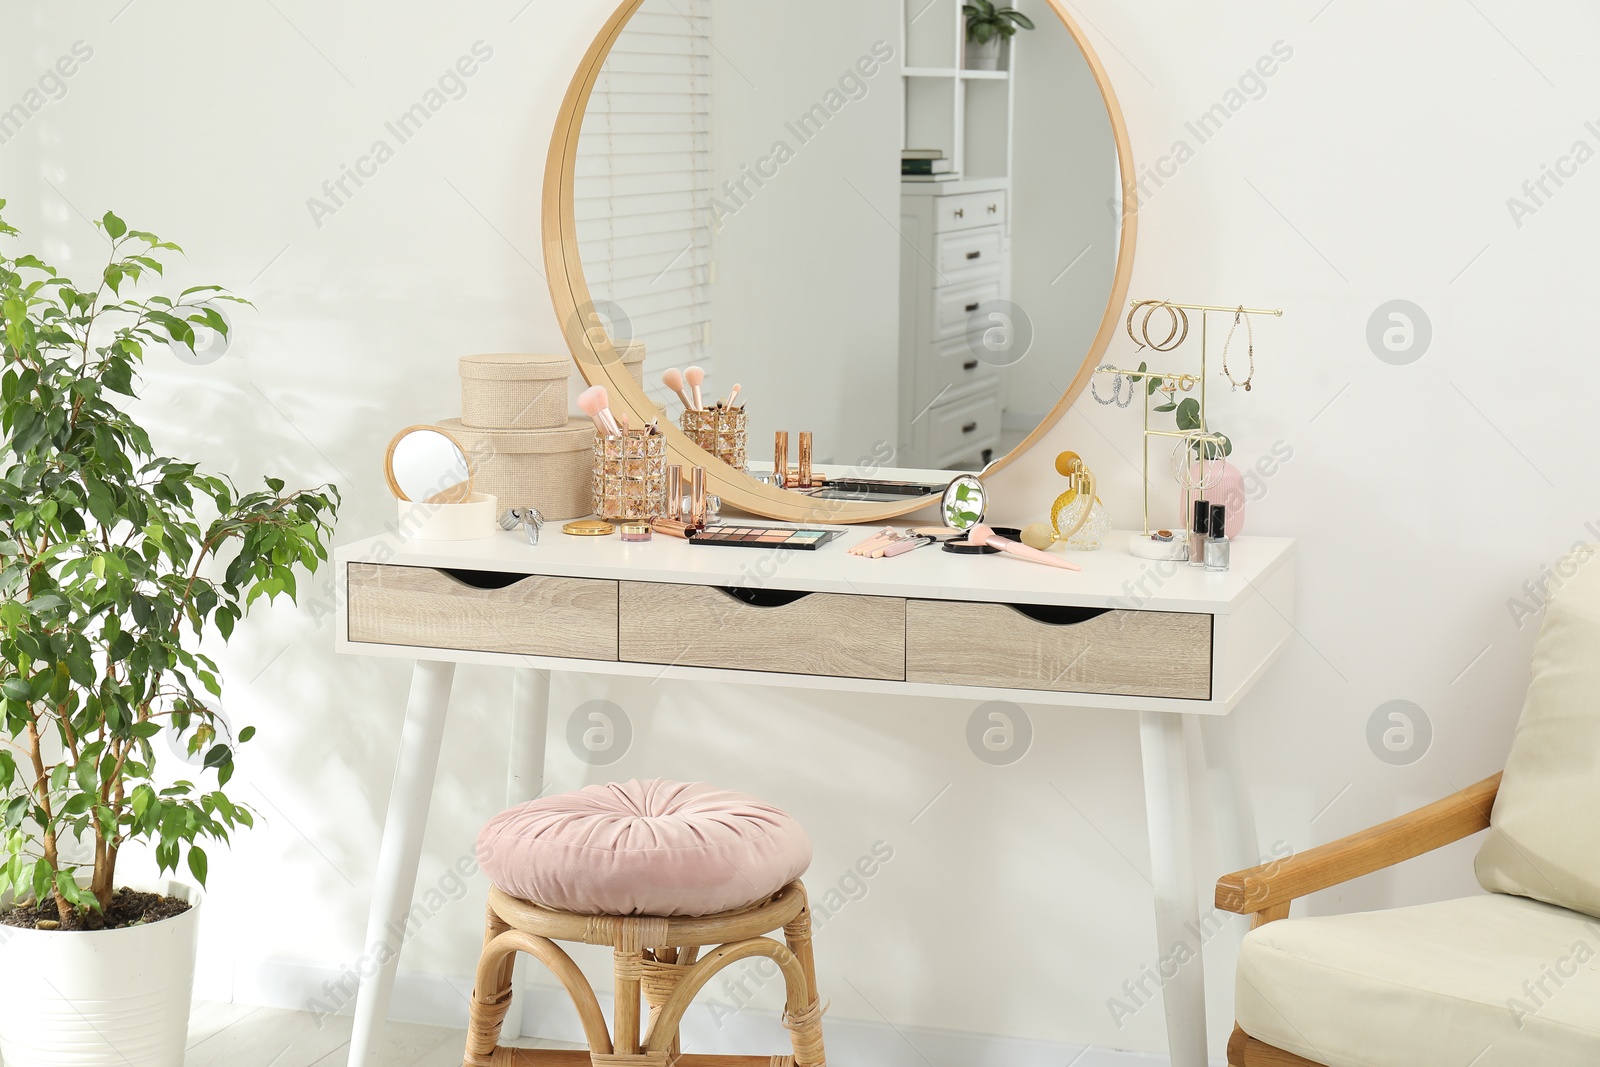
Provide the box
[928,387,1003,467]
[934,278,1004,341]
[347,564,618,661]
[936,226,1004,276]
[620,582,906,680]
[932,190,1007,233]
[905,601,1212,699]
[917,336,1001,411]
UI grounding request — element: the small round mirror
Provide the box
[941,475,987,531]
[385,425,474,504]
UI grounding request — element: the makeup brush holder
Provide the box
[592,430,668,522]
[680,407,748,471]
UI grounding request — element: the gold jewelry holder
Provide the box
[1097,300,1284,546]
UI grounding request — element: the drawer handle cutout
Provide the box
[966,251,981,260]
[962,422,978,434]
[964,302,980,312]
[718,587,813,609]
[963,360,979,371]
[439,569,529,591]
[1008,604,1113,626]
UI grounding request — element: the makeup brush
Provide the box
[725,384,742,409]
[578,385,622,437]
[576,385,609,434]
[662,368,693,412]
[684,365,706,411]
[965,524,1082,572]
[592,384,623,436]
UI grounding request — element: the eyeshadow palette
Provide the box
[687,524,842,550]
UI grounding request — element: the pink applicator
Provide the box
[662,368,694,411]
[684,365,706,411]
[965,524,1081,572]
[578,385,622,436]
[724,383,742,409]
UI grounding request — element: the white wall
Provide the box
[6,0,1598,1060]
[706,0,901,465]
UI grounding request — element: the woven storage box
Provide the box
[614,340,646,387]
[459,353,571,430]
[438,417,595,520]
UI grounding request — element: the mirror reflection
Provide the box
[385,427,474,504]
[574,0,1121,498]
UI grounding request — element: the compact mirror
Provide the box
[385,425,474,504]
[941,474,987,530]
[547,0,1134,523]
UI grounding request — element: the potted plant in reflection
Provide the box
[0,202,339,1066]
[963,0,1035,70]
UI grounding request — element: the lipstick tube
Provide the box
[665,464,682,520]
[774,431,789,490]
[691,466,707,525]
[798,431,813,489]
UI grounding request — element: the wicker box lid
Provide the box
[458,353,572,382]
[438,417,595,455]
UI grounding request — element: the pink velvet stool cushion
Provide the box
[476,779,812,917]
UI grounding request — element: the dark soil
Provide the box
[0,888,191,932]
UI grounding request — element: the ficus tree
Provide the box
[0,202,339,929]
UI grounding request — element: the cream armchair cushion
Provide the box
[1476,548,1600,916]
[1235,894,1600,1067]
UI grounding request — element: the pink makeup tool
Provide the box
[684,365,706,411]
[881,535,935,558]
[725,384,742,409]
[964,524,1082,572]
[849,527,898,557]
[662,368,694,411]
[578,385,622,436]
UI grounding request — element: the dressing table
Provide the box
[336,0,1297,1062]
[335,526,1295,1067]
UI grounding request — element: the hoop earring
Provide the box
[1140,301,1190,352]
[1091,366,1131,407]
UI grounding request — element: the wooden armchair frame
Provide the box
[1214,772,1502,1067]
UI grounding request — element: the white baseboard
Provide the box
[230,959,1191,1066]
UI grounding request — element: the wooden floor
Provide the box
[181,1002,580,1067]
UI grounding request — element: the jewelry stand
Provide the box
[1094,300,1284,561]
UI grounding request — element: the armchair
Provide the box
[1216,551,1600,1067]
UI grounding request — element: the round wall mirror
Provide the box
[385,425,475,505]
[545,0,1135,523]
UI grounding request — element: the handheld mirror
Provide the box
[385,425,474,505]
[941,475,987,531]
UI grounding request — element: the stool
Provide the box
[465,779,826,1067]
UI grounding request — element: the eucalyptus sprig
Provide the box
[963,0,1036,44]
[1127,361,1233,460]
[0,202,340,928]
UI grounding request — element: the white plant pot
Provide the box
[965,37,1003,70]
[0,880,201,1067]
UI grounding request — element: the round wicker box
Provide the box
[614,340,646,387]
[438,417,596,520]
[459,353,571,431]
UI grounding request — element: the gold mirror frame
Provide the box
[543,0,1137,524]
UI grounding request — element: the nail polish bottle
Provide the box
[1188,499,1209,568]
[1205,504,1231,572]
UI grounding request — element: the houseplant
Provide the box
[0,202,339,1065]
[962,0,1035,70]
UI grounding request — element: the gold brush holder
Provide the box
[592,430,667,522]
[681,407,748,471]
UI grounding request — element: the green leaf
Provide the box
[187,846,208,886]
[1175,398,1202,431]
[1154,402,1177,413]
[101,211,128,240]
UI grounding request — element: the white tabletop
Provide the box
[338,526,1295,615]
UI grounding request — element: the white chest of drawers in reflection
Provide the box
[899,180,1011,469]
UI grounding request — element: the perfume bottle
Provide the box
[1205,504,1231,572]
[1188,499,1209,568]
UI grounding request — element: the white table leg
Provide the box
[500,667,551,1042]
[347,660,457,1067]
[1139,710,1208,1067]
[1200,713,1261,877]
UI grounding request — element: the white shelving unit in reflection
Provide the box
[897,0,1016,469]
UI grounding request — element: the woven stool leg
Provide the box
[465,903,518,1067]
[782,890,826,1067]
